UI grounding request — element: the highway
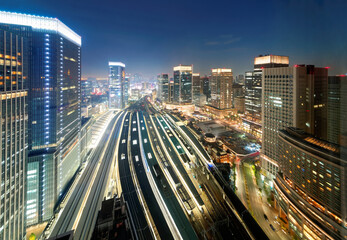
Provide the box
[140,110,198,240]
[129,110,173,239]
[118,112,154,240]
[47,111,126,239]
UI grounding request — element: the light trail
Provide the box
[150,114,203,212]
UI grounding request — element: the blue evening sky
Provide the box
[2,0,346,79]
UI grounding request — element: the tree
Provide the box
[29,233,36,240]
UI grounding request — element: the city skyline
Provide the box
[1,0,347,79]
[0,2,346,240]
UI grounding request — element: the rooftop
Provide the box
[279,127,346,166]
[109,62,126,67]
[0,11,81,46]
[254,55,289,65]
[173,65,192,71]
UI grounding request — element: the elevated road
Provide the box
[129,111,173,239]
[139,111,198,240]
[47,111,126,239]
[118,112,153,240]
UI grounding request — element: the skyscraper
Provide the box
[262,65,328,178]
[108,62,125,109]
[327,75,347,145]
[210,68,233,109]
[192,73,201,106]
[168,77,174,103]
[0,11,82,226]
[157,73,169,102]
[81,77,93,104]
[173,65,192,104]
[244,55,289,138]
[123,75,129,108]
[201,76,210,101]
[0,23,29,240]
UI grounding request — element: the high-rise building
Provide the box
[327,75,347,145]
[0,23,29,240]
[123,75,129,108]
[244,55,289,138]
[0,11,82,226]
[81,77,93,104]
[168,77,174,103]
[275,127,346,240]
[201,76,210,101]
[173,65,192,104]
[192,73,202,106]
[262,65,328,178]
[232,83,244,107]
[157,73,169,102]
[234,96,245,113]
[210,68,233,109]
[108,62,125,109]
[234,74,244,84]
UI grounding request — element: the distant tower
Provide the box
[327,75,347,145]
[173,65,193,104]
[192,73,201,106]
[157,73,169,102]
[108,62,125,109]
[123,75,129,108]
[244,55,289,138]
[210,68,233,109]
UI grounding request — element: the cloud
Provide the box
[205,41,220,46]
[223,37,241,44]
[205,34,241,46]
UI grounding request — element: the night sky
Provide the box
[2,0,347,79]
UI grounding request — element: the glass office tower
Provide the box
[0,11,82,226]
[157,73,169,102]
[210,68,233,109]
[173,65,192,104]
[192,73,201,106]
[123,75,129,108]
[0,24,29,240]
[109,62,125,109]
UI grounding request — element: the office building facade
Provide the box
[201,76,210,102]
[262,65,328,178]
[0,23,29,240]
[108,62,125,109]
[243,55,289,138]
[0,11,82,226]
[157,73,169,102]
[173,65,192,104]
[210,68,233,109]
[327,76,347,145]
[275,127,346,240]
[81,77,93,105]
[168,77,174,103]
[123,75,129,108]
[192,73,202,106]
